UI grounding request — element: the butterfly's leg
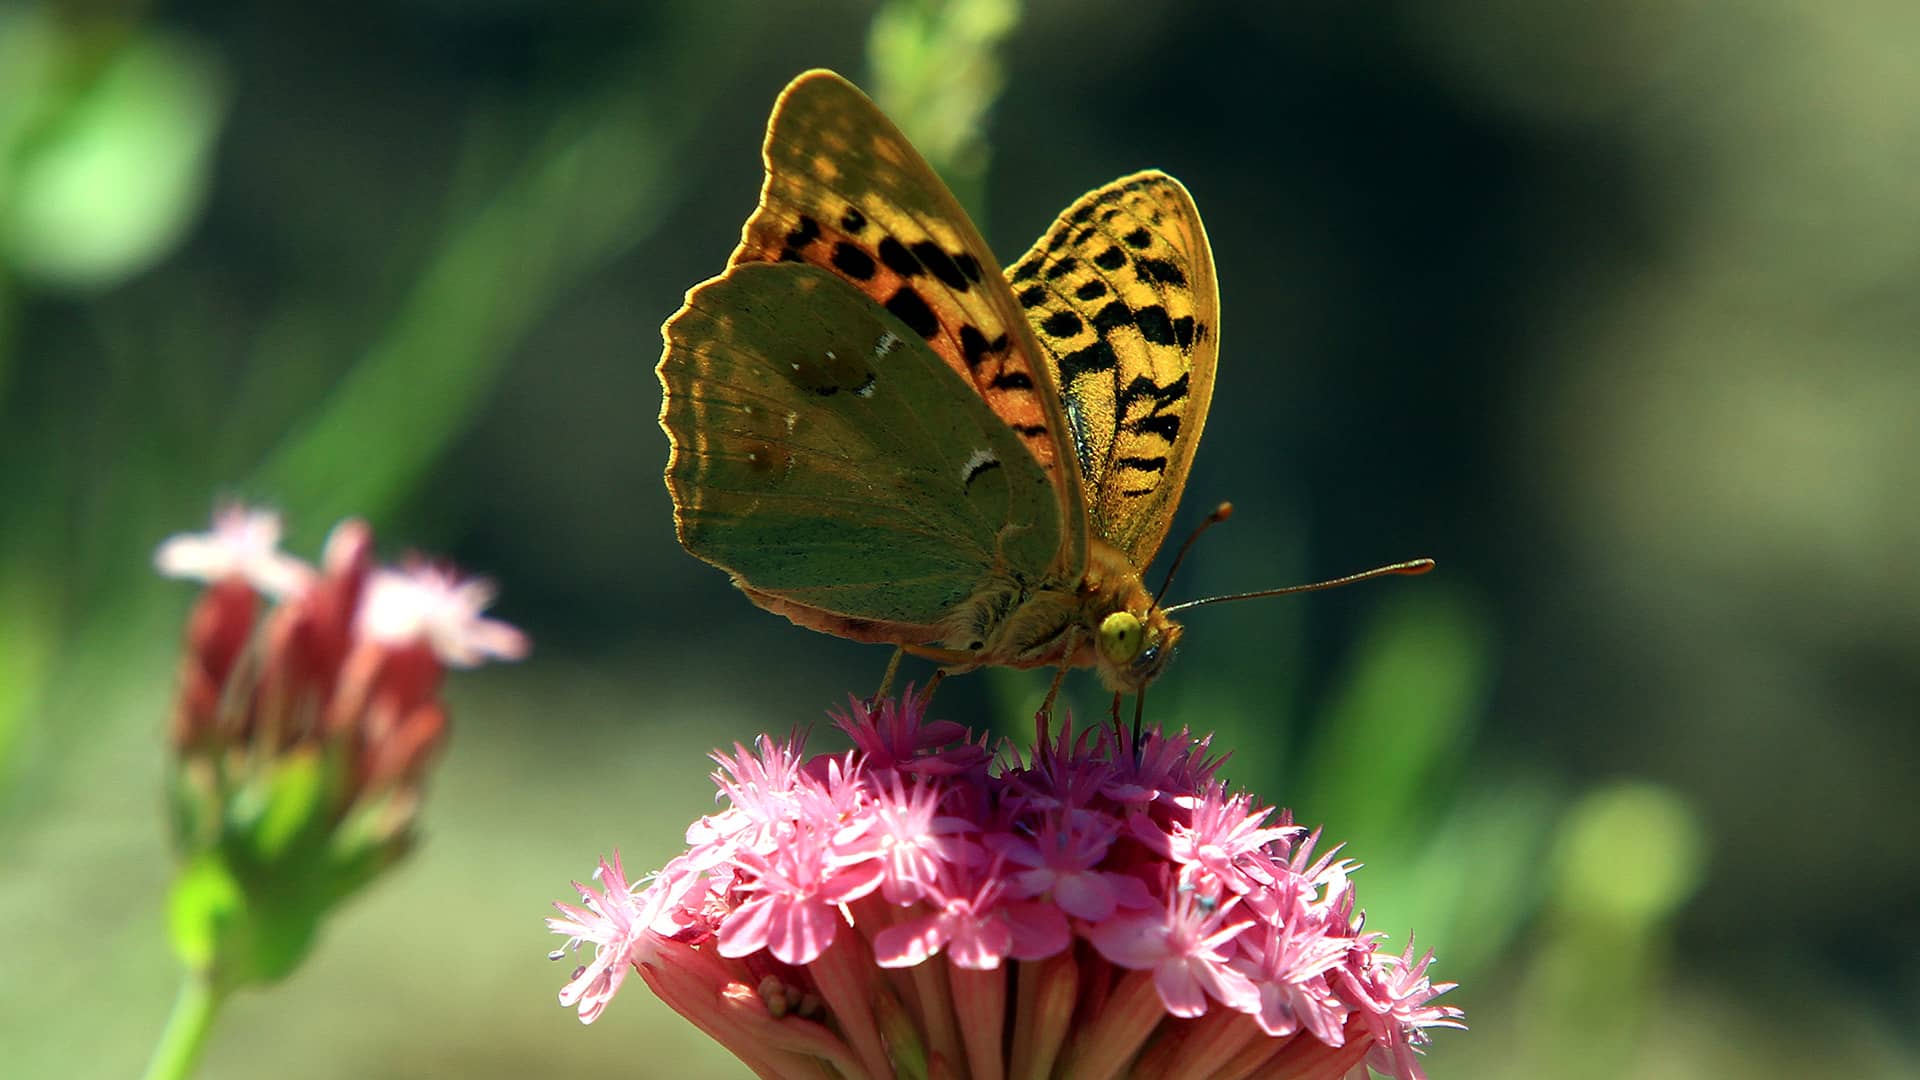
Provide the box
[1109,692,1125,744]
[1131,691,1147,749]
[916,668,948,708]
[1036,627,1080,724]
[873,647,907,703]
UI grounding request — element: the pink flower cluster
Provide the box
[157,504,527,792]
[549,694,1462,1080]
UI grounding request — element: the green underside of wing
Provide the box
[660,262,1063,629]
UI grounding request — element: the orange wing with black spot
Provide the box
[731,70,1087,576]
[1005,172,1220,569]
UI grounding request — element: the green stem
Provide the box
[141,973,223,1080]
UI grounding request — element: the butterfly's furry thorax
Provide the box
[922,537,1179,695]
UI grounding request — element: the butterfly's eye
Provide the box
[1098,611,1145,665]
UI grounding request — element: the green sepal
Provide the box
[164,743,420,991]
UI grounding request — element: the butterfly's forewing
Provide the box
[660,262,1063,642]
[730,69,1087,577]
[1007,171,1220,568]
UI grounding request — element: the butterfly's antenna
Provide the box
[1154,502,1235,606]
[1162,558,1435,615]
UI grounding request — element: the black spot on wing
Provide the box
[1135,305,1176,346]
[785,215,821,252]
[960,325,1005,370]
[1075,279,1108,300]
[878,236,923,277]
[1045,257,1079,281]
[1091,300,1133,335]
[1134,257,1187,287]
[1123,226,1152,249]
[1119,372,1189,412]
[1173,315,1196,349]
[990,371,1034,390]
[1094,246,1127,271]
[841,206,867,233]
[1117,455,1168,474]
[831,242,877,280]
[910,241,971,292]
[1070,203,1097,225]
[1041,310,1083,337]
[1017,284,1048,309]
[1010,259,1040,283]
[1011,422,1049,437]
[954,252,984,283]
[885,287,939,339]
[1133,413,1181,440]
[1057,339,1118,386]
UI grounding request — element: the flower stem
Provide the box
[141,973,223,1080]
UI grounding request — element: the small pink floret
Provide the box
[359,561,528,668]
[154,503,314,598]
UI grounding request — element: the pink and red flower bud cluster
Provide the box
[158,505,527,824]
[549,693,1461,1080]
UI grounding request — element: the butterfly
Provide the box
[657,68,1221,707]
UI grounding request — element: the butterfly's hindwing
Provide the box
[660,262,1063,637]
[728,70,1088,577]
[1007,171,1220,568]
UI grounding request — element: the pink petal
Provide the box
[766,895,838,966]
[824,857,887,904]
[1004,901,1071,960]
[1054,870,1117,921]
[715,892,775,958]
[945,915,1013,970]
[874,911,950,968]
[1084,914,1169,970]
[1155,959,1209,1017]
[1195,960,1260,1013]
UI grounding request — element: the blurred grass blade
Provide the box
[249,59,723,527]
[1299,587,1493,848]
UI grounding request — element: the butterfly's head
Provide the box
[1094,607,1182,694]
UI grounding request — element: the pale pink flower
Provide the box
[1233,876,1353,1043]
[832,690,986,775]
[544,693,1463,1079]
[873,867,1013,969]
[358,559,529,668]
[853,776,983,905]
[1134,785,1303,895]
[1084,886,1262,1018]
[547,853,652,1024]
[988,809,1150,921]
[1343,937,1467,1080]
[154,503,314,598]
[715,822,883,966]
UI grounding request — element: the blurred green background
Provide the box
[3,0,1916,1076]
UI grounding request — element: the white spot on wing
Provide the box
[960,448,998,485]
[873,331,900,360]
